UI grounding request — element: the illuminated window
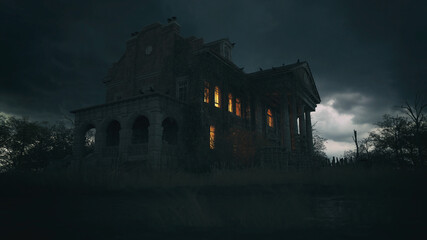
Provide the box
[214,86,221,108]
[267,109,274,127]
[235,98,241,117]
[203,81,210,103]
[228,93,233,112]
[209,125,215,149]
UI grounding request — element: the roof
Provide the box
[248,61,321,104]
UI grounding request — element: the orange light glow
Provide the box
[204,81,210,103]
[209,125,215,149]
[267,109,273,127]
[214,86,221,108]
[228,93,233,112]
[235,98,241,117]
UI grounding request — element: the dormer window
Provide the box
[224,45,231,60]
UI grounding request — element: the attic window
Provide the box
[224,45,231,60]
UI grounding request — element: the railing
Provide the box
[102,146,119,158]
[128,143,149,156]
[258,147,289,169]
[160,144,179,168]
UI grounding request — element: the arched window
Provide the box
[83,124,96,155]
[267,109,274,128]
[132,116,149,144]
[162,118,178,145]
[214,86,221,108]
[106,120,121,146]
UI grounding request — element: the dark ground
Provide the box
[1,169,426,240]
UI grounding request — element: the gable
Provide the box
[297,64,321,104]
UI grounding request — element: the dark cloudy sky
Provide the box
[1,0,426,157]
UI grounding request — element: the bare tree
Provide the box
[401,94,426,166]
[352,130,359,161]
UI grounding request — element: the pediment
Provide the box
[297,64,321,104]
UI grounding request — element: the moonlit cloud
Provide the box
[312,97,375,158]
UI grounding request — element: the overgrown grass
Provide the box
[1,166,426,238]
[2,165,426,194]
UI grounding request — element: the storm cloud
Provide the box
[1,0,426,156]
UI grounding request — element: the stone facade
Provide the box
[71,20,321,170]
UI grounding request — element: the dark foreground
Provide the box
[1,169,426,239]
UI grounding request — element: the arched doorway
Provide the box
[106,120,121,146]
[162,117,178,145]
[131,116,149,144]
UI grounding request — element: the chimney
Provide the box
[165,17,180,34]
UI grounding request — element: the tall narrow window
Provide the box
[177,78,188,102]
[214,86,221,108]
[228,93,233,113]
[203,81,210,103]
[235,98,241,117]
[245,104,251,120]
[267,109,274,127]
[209,125,215,149]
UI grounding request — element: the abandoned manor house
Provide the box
[71,19,321,170]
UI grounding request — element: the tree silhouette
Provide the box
[401,94,426,166]
[0,114,73,172]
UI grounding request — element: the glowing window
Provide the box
[214,86,221,108]
[267,109,274,127]
[228,93,233,112]
[203,81,210,103]
[235,98,241,117]
[209,125,215,149]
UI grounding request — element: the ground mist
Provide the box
[1,167,426,239]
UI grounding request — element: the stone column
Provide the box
[72,128,85,159]
[119,127,132,161]
[282,95,291,151]
[298,103,307,152]
[305,110,314,153]
[298,103,306,138]
[93,128,106,168]
[290,95,298,151]
[95,129,105,155]
[149,109,163,168]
